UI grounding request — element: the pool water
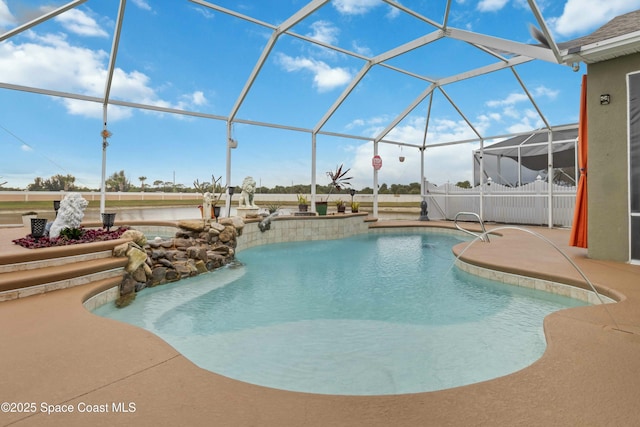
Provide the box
[94,232,587,395]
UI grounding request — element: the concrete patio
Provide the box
[1,221,640,426]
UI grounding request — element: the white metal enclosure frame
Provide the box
[0,0,586,218]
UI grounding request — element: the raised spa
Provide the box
[94,232,587,395]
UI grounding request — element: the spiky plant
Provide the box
[324,164,352,202]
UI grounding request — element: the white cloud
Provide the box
[333,0,380,15]
[477,0,509,13]
[192,6,215,19]
[61,99,133,121]
[533,85,559,99]
[276,53,352,92]
[345,118,365,130]
[54,8,108,38]
[132,0,152,12]
[176,90,208,110]
[333,0,401,18]
[486,92,529,108]
[486,85,557,110]
[0,31,204,120]
[385,1,401,19]
[307,20,339,45]
[190,90,207,106]
[550,0,640,38]
[21,144,33,152]
[346,115,485,187]
[506,109,544,133]
[351,40,373,57]
[0,0,16,30]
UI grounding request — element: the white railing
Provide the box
[424,179,577,227]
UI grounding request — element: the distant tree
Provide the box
[27,174,76,191]
[48,174,76,191]
[153,180,163,191]
[139,176,147,191]
[455,180,472,188]
[408,182,421,194]
[359,187,374,194]
[28,177,46,191]
[106,170,130,192]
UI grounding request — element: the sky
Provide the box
[1,0,639,191]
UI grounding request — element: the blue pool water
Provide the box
[94,232,588,395]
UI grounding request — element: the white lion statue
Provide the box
[49,193,89,238]
[238,176,258,208]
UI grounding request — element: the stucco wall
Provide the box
[588,54,640,261]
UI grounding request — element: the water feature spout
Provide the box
[258,211,279,232]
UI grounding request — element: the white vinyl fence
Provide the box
[424,179,577,227]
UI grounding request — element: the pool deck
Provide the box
[2,220,640,426]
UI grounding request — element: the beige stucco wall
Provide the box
[587,54,640,261]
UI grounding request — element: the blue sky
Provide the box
[1,0,639,191]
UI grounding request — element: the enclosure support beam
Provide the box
[100,0,127,214]
[373,141,379,218]
[479,139,485,221]
[311,133,317,212]
[547,130,554,227]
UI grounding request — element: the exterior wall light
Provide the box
[600,94,611,105]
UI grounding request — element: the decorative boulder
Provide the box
[178,220,207,232]
[125,245,149,274]
[121,229,147,247]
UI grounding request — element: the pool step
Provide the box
[0,239,129,302]
[0,249,114,274]
[0,257,127,300]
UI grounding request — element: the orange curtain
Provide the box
[570,75,588,247]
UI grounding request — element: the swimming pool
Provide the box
[94,232,588,395]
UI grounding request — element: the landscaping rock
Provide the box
[165,269,180,282]
[121,274,137,295]
[195,260,208,274]
[187,246,208,261]
[125,245,148,273]
[209,222,226,234]
[113,242,129,257]
[115,293,136,308]
[178,220,206,232]
[158,258,174,268]
[121,229,147,246]
[218,226,236,243]
[132,264,147,283]
[116,216,244,308]
[150,266,168,285]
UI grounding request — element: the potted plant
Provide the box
[317,164,352,216]
[297,194,309,212]
[267,203,280,214]
[335,199,346,213]
[22,211,38,228]
[351,201,360,213]
[194,174,226,220]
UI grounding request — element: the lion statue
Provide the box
[49,192,89,238]
[238,176,258,208]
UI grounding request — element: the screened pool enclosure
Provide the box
[0,0,589,225]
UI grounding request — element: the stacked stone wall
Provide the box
[113,217,244,307]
